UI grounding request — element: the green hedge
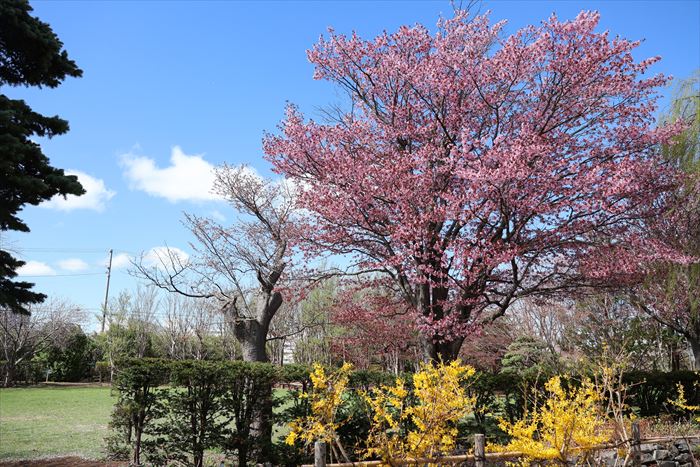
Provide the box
[108,359,699,466]
[109,359,282,467]
[623,370,700,417]
[468,370,700,416]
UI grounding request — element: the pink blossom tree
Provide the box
[328,280,421,373]
[264,11,682,361]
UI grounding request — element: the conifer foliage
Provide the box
[0,0,84,314]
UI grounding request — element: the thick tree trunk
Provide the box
[235,321,273,464]
[690,338,700,371]
[230,296,279,465]
[423,336,465,363]
[252,382,273,463]
[416,285,467,363]
[236,320,269,363]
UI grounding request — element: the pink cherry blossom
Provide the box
[264,10,684,361]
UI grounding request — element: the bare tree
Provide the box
[265,301,298,365]
[133,166,297,463]
[129,286,159,358]
[505,295,680,371]
[160,294,192,360]
[267,278,338,365]
[506,299,571,357]
[0,297,86,386]
[159,294,218,360]
[134,166,295,363]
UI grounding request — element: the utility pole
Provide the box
[101,249,113,333]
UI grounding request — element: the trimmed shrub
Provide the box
[144,360,231,467]
[107,358,169,464]
[108,359,699,466]
[623,370,700,417]
[221,361,279,466]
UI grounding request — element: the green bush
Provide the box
[623,370,700,417]
[107,358,169,464]
[35,328,97,382]
[220,361,279,466]
[144,360,231,467]
[109,359,698,466]
[111,359,284,466]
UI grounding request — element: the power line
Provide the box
[18,272,106,278]
[15,246,109,253]
[13,247,136,254]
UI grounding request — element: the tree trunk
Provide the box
[252,383,273,463]
[238,443,249,467]
[233,316,272,465]
[690,338,700,371]
[236,320,269,363]
[415,282,467,363]
[3,364,14,387]
[423,336,465,363]
[133,428,142,466]
[671,340,682,371]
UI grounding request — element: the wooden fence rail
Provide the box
[302,422,700,467]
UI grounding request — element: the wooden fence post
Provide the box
[315,441,327,467]
[474,433,485,467]
[631,421,641,466]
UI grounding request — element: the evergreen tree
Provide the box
[0,0,84,314]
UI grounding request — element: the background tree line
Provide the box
[2,277,698,387]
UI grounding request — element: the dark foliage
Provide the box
[623,370,700,417]
[0,0,83,314]
[107,358,169,465]
[109,359,700,466]
[39,327,96,382]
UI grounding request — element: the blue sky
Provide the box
[6,0,700,328]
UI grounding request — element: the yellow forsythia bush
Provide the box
[668,382,700,423]
[495,376,610,464]
[285,362,353,446]
[363,359,476,462]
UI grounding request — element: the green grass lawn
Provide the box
[0,385,115,460]
[0,385,293,461]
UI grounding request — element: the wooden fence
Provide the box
[303,422,700,467]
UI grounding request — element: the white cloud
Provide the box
[57,258,88,272]
[41,170,116,212]
[97,252,133,269]
[144,246,190,269]
[110,253,132,269]
[209,209,226,222]
[120,146,222,203]
[16,260,56,276]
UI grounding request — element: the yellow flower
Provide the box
[496,376,610,464]
[668,382,700,423]
[364,359,476,463]
[285,362,353,447]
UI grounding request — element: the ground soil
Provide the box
[0,458,124,467]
